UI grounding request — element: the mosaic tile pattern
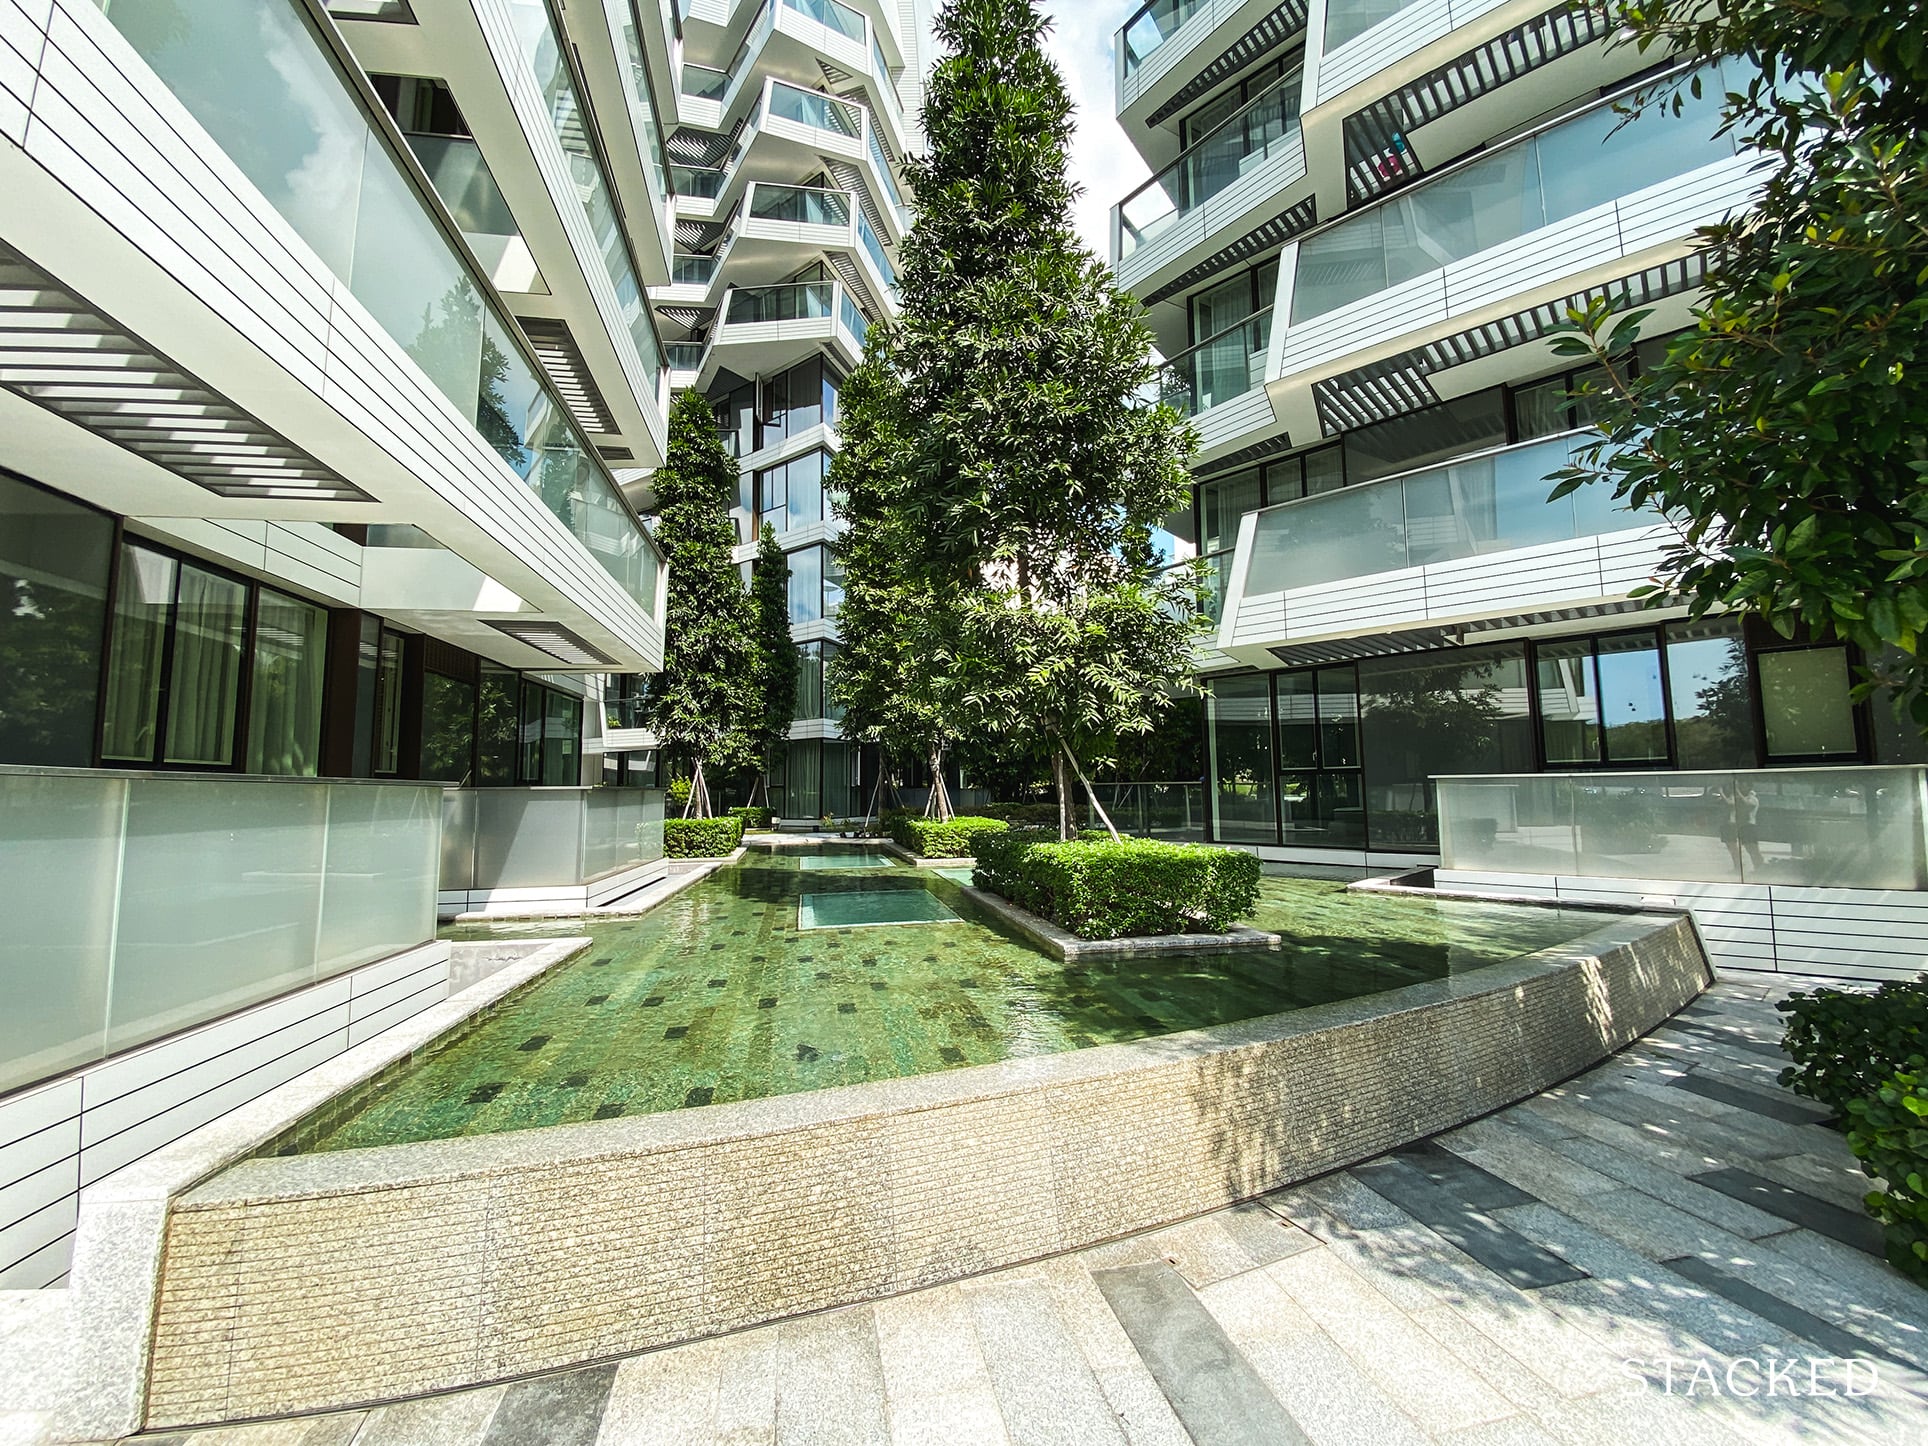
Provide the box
[278,853,1597,1154]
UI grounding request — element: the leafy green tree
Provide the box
[1551,0,1928,725]
[833,0,1202,838]
[647,389,759,814]
[748,523,798,808]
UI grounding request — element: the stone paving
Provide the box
[94,979,1928,1446]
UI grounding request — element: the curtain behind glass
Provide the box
[247,590,327,775]
[101,545,177,764]
[162,564,247,765]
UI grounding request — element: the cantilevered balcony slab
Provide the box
[1213,433,1671,667]
[692,280,869,390]
[1116,0,1308,155]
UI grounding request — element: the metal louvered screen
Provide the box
[516,316,619,435]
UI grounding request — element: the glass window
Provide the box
[1198,469,1261,555]
[1536,639,1600,766]
[1359,645,1534,849]
[788,544,824,624]
[160,563,247,767]
[0,474,113,767]
[788,451,826,532]
[421,672,477,783]
[1595,631,1668,763]
[100,546,177,764]
[1302,446,1345,497]
[1189,272,1256,344]
[1665,619,1755,769]
[544,690,582,784]
[247,589,327,775]
[1760,648,1859,758]
[1318,667,1361,768]
[793,641,822,722]
[372,630,404,775]
[1345,392,1507,484]
[1513,376,1573,440]
[1207,675,1276,843]
[519,681,544,783]
[477,668,518,784]
[1276,671,1317,769]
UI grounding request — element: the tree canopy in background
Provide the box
[830,0,1201,837]
[1553,0,1928,723]
[647,389,759,809]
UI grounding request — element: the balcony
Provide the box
[690,280,869,387]
[1112,67,1308,298]
[650,182,898,316]
[1313,0,1521,108]
[1271,65,1761,423]
[402,134,543,294]
[1158,308,1280,459]
[440,785,666,916]
[1215,432,1667,662]
[1115,0,1304,141]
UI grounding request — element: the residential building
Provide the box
[612,0,930,820]
[1115,0,1928,979]
[0,0,683,1285]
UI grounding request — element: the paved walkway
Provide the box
[87,983,1928,1444]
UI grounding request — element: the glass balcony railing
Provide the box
[670,253,717,286]
[1241,433,1655,595]
[501,0,665,387]
[769,81,862,138]
[868,126,908,223]
[671,165,726,199]
[784,0,865,42]
[840,291,869,346]
[666,341,706,371]
[857,210,898,291]
[1161,308,1272,417]
[1324,0,1421,51]
[1290,63,1742,324]
[1115,69,1304,261]
[680,63,729,101]
[749,182,852,227]
[1438,767,1928,891]
[603,0,668,210]
[725,281,834,325]
[403,134,520,242]
[97,0,664,616]
[1120,0,1208,77]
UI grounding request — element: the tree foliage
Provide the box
[646,389,759,798]
[748,523,798,788]
[829,0,1202,837]
[1552,0,1928,723]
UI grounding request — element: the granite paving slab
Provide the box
[1345,1158,1588,1290]
[1668,1071,1835,1127]
[1688,1168,1887,1255]
[1659,1254,1922,1374]
[964,1273,1127,1446]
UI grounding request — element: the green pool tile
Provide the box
[292,849,1601,1155]
[798,851,899,871]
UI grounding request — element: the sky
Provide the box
[1039,2,1153,259]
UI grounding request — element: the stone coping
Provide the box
[451,851,744,923]
[77,900,1711,1431]
[59,936,592,1442]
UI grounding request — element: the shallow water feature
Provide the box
[275,847,1597,1154]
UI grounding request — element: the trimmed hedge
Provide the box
[1778,976,1928,1116]
[1845,1057,1928,1283]
[663,815,744,858]
[729,805,775,830]
[970,829,1261,939]
[980,801,1070,827]
[891,814,1007,858]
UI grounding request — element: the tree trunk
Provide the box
[927,745,955,821]
[685,760,713,819]
[1060,739,1123,843]
[1052,749,1072,841]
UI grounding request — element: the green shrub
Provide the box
[663,815,743,858]
[1778,977,1928,1115]
[665,776,693,811]
[970,830,1260,939]
[891,814,1006,857]
[980,801,1070,828]
[1845,1057,1928,1284]
[729,805,775,830]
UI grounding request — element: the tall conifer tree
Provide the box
[748,523,798,809]
[831,0,1201,838]
[648,389,758,814]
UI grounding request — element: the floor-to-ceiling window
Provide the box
[1207,674,1277,843]
[0,472,113,768]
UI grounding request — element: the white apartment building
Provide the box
[606,0,929,820]
[0,0,699,1286]
[1115,0,1928,981]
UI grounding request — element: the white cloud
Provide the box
[1041,2,1151,261]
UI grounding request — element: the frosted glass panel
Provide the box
[0,774,119,1092]
[318,783,440,973]
[109,777,326,1050]
[473,791,587,887]
[1438,768,1928,890]
[583,787,665,880]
